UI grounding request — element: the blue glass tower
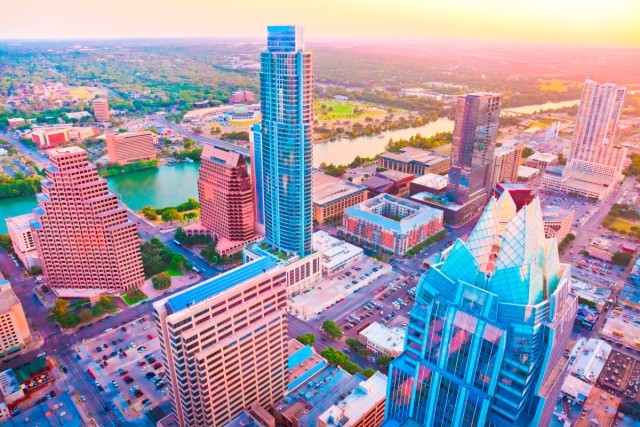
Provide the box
[384,193,577,427]
[260,25,313,256]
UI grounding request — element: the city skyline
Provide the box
[0,0,638,46]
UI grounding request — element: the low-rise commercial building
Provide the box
[359,322,406,357]
[341,194,443,256]
[5,213,39,269]
[517,165,541,182]
[525,152,559,171]
[543,206,575,242]
[31,126,70,149]
[542,166,617,201]
[106,131,156,165]
[312,231,363,275]
[362,171,414,198]
[313,171,367,224]
[378,147,450,176]
[574,387,620,427]
[0,275,32,357]
[7,118,25,128]
[409,173,448,195]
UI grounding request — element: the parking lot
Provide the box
[75,314,168,420]
[601,304,640,349]
[289,257,391,320]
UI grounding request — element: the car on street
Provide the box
[80,395,86,402]
[37,352,46,358]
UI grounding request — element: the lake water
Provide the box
[1,99,583,232]
[504,99,579,114]
[1,163,201,233]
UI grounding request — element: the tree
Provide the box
[376,354,393,370]
[28,266,43,276]
[345,338,361,349]
[321,320,343,339]
[152,272,172,290]
[362,368,377,378]
[161,208,182,223]
[297,334,316,346]
[51,299,69,318]
[0,234,11,252]
[521,147,535,158]
[141,206,158,220]
[612,252,633,267]
[79,309,93,323]
[170,254,185,270]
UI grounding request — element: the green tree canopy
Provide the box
[152,272,172,290]
[322,320,343,339]
[297,334,316,346]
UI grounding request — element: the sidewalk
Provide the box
[138,273,201,300]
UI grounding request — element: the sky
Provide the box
[1,0,639,46]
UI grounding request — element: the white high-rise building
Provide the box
[542,80,627,200]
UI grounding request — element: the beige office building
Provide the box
[93,98,110,122]
[5,213,40,269]
[106,131,156,165]
[153,257,289,427]
[490,142,524,187]
[0,275,32,356]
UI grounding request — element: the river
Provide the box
[1,99,583,233]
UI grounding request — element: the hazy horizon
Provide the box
[1,0,639,46]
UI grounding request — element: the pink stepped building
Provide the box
[31,146,144,293]
[191,145,256,254]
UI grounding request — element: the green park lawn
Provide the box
[610,218,639,233]
[540,79,569,93]
[314,99,385,121]
[122,289,148,306]
[166,268,185,277]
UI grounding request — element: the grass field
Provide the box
[314,99,385,121]
[226,118,260,127]
[540,80,568,93]
[122,289,148,306]
[610,218,640,233]
[166,268,185,277]
[68,86,108,100]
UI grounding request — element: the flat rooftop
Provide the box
[360,322,406,355]
[318,372,387,427]
[313,171,366,206]
[345,194,443,233]
[527,152,558,162]
[45,145,86,157]
[543,206,574,222]
[5,213,35,233]
[166,256,275,313]
[288,340,326,392]
[312,231,363,271]
[0,391,83,427]
[568,338,612,383]
[380,147,449,165]
[0,279,21,314]
[574,387,621,427]
[411,173,448,190]
[518,165,540,178]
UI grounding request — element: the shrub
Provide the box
[152,272,172,290]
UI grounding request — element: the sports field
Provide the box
[314,99,385,121]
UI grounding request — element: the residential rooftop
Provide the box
[313,171,366,207]
[344,194,443,233]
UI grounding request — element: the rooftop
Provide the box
[0,276,21,314]
[527,152,558,162]
[574,387,621,427]
[411,173,448,190]
[380,147,449,165]
[5,213,35,234]
[288,340,327,392]
[568,338,612,383]
[0,391,83,427]
[165,256,275,313]
[543,206,575,222]
[312,231,363,272]
[202,144,243,167]
[313,171,366,206]
[359,322,406,355]
[518,165,540,178]
[344,194,443,234]
[45,145,86,157]
[377,170,414,182]
[317,372,388,427]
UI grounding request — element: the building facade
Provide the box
[198,144,255,243]
[490,142,523,187]
[260,25,313,256]
[31,127,70,149]
[341,194,443,256]
[5,213,39,269]
[313,171,367,224]
[92,98,110,122]
[543,80,627,200]
[543,206,575,243]
[106,131,156,165]
[384,194,577,427]
[153,257,289,427]
[31,147,144,292]
[0,275,32,356]
[378,147,450,176]
[447,93,502,205]
[229,90,256,105]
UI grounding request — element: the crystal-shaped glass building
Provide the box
[384,192,577,427]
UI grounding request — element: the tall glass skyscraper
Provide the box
[259,25,313,256]
[384,192,577,427]
[447,93,502,204]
